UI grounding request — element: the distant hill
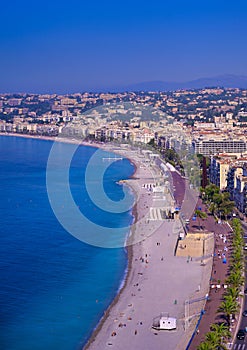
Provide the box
[107,75,247,92]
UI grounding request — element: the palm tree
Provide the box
[205,331,221,348]
[231,247,244,264]
[232,238,244,251]
[227,270,244,289]
[230,261,243,272]
[197,341,214,350]
[232,219,243,233]
[210,323,231,343]
[195,209,208,230]
[218,297,239,326]
[226,286,240,300]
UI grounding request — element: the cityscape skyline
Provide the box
[1,0,247,93]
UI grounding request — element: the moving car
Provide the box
[243,310,247,317]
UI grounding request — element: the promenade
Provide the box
[85,152,211,350]
[172,171,234,350]
[188,213,233,349]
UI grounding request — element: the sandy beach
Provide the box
[84,148,213,350]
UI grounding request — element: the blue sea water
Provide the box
[0,136,135,350]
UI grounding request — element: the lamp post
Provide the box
[185,300,189,331]
[218,211,222,224]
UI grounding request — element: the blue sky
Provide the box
[1,0,247,92]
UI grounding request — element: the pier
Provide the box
[102,157,123,161]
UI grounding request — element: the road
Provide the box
[233,221,247,350]
[171,170,247,350]
[171,170,233,349]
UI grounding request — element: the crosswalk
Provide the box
[149,207,163,220]
[233,343,246,350]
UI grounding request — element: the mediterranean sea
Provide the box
[0,136,134,350]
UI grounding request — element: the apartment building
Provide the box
[193,139,246,156]
[209,154,247,215]
[227,164,247,214]
[210,155,236,190]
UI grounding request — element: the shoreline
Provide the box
[2,132,214,349]
[83,179,139,350]
[1,132,140,349]
[0,132,107,149]
[83,244,134,350]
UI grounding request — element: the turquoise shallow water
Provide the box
[0,136,134,350]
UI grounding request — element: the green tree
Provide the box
[218,297,239,326]
[204,184,220,202]
[226,270,244,289]
[218,199,235,219]
[230,261,243,273]
[210,322,231,342]
[208,202,218,215]
[225,286,240,300]
[231,248,243,264]
[205,331,221,348]
[197,341,214,350]
[195,209,208,230]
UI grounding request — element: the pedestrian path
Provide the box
[187,204,232,349]
[149,207,163,220]
[233,344,246,350]
[170,171,234,350]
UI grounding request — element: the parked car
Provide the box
[243,310,247,317]
[237,330,245,340]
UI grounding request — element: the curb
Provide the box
[228,220,246,349]
[230,288,245,348]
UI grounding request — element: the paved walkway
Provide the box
[171,171,235,349]
[189,212,232,349]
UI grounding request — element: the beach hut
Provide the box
[152,314,177,330]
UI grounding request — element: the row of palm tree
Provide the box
[197,219,245,350]
[201,183,235,219]
[197,323,231,350]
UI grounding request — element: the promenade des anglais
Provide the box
[1,1,247,350]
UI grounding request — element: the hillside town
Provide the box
[1,87,247,218]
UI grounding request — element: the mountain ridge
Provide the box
[104,74,247,92]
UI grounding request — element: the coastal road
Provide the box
[233,222,247,350]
